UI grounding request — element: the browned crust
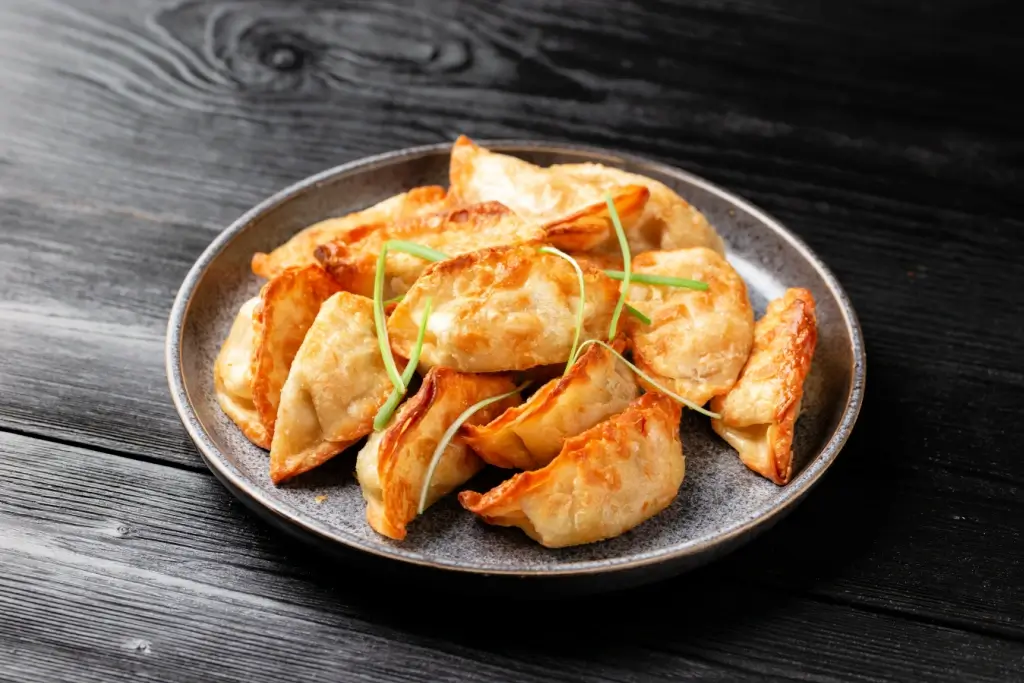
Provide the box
[312,201,519,297]
[250,264,342,440]
[710,287,817,485]
[251,185,448,278]
[371,367,519,540]
[269,437,359,485]
[540,185,650,251]
[388,242,619,362]
[459,392,680,516]
[462,337,628,469]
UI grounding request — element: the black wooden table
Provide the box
[2,1,1021,681]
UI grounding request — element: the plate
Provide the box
[166,140,865,594]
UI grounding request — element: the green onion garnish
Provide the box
[417,381,531,514]
[625,303,652,325]
[373,244,405,393]
[574,339,721,419]
[383,294,405,306]
[538,246,585,373]
[605,271,708,291]
[605,193,631,341]
[373,296,433,431]
[385,240,449,262]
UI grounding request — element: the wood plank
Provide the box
[1,431,1022,683]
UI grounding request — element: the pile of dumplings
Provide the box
[214,136,819,549]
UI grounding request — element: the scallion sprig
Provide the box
[606,270,708,291]
[574,338,721,419]
[538,246,585,375]
[385,240,450,263]
[605,193,632,341]
[624,303,652,326]
[417,381,531,514]
[373,296,433,430]
[373,244,406,393]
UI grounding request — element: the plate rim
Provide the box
[165,139,867,578]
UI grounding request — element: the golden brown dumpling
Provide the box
[251,264,342,444]
[269,291,399,484]
[463,339,638,470]
[627,248,754,406]
[387,243,622,373]
[355,368,521,540]
[447,135,723,255]
[251,186,447,278]
[548,162,725,254]
[314,191,648,299]
[213,297,269,448]
[710,288,818,485]
[459,393,685,548]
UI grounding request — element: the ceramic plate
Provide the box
[166,140,865,594]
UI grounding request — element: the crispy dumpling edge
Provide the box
[364,366,521,540]
[459,392,684,548]
[213,298,270,449]
[710,287,818,485]
[249,264,343,441]
[462,336,631,470]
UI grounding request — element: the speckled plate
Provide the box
[166,140,865,594]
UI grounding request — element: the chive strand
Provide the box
[373,296,433,431]
[538,246,586,373]
[605,193,631,340]
[417,381,531,514]
[373,244,405,392]
[605,270,708,291]
[574,339,721,419]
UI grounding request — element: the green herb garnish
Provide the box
[418,381,531,514]
[624,303,652,325]
[605,193,632,341]
[373,296,433,430]
[373,244,406,392]
[385,240,450,263]
[574,339,721,418]
[383,294,405,306]
[538,246,585,373]
[605,271,708,291]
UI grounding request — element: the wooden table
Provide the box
[1,1,1021,680]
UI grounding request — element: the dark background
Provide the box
[0,1,1021,681]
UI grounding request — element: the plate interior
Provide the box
[175,144,860,574]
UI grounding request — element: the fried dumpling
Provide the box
[459,393,684,548]
[314,191,648,299]
[251,186,447,278]
[463,339,639,470]
[387,243,622,373]
[251,264,342,441]
[269,291,399,484]
[627,248,754,407]
[355,368,521,540]
[710,288,818,485]
[213,297,269,448]
[447,135,723,255]
[547,162,725,254]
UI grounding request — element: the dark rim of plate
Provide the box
[165,139,867,577]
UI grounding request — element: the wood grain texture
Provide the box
[1,432,1022,683]
[0,0,1022,679]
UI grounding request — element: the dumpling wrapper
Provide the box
[251,264,342,441]
[213,297,269,448]
[251,186,447,278]
[355,367,521,540]
[447,135,724,255]
[387,243,622,373]
[459,392,685,549]
[710,288,818,485]
[269,291,400,484]
[463,338,639,470]
[626,248,754,406]
[313,191,648,299]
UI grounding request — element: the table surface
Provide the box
[1,1,1021,681]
